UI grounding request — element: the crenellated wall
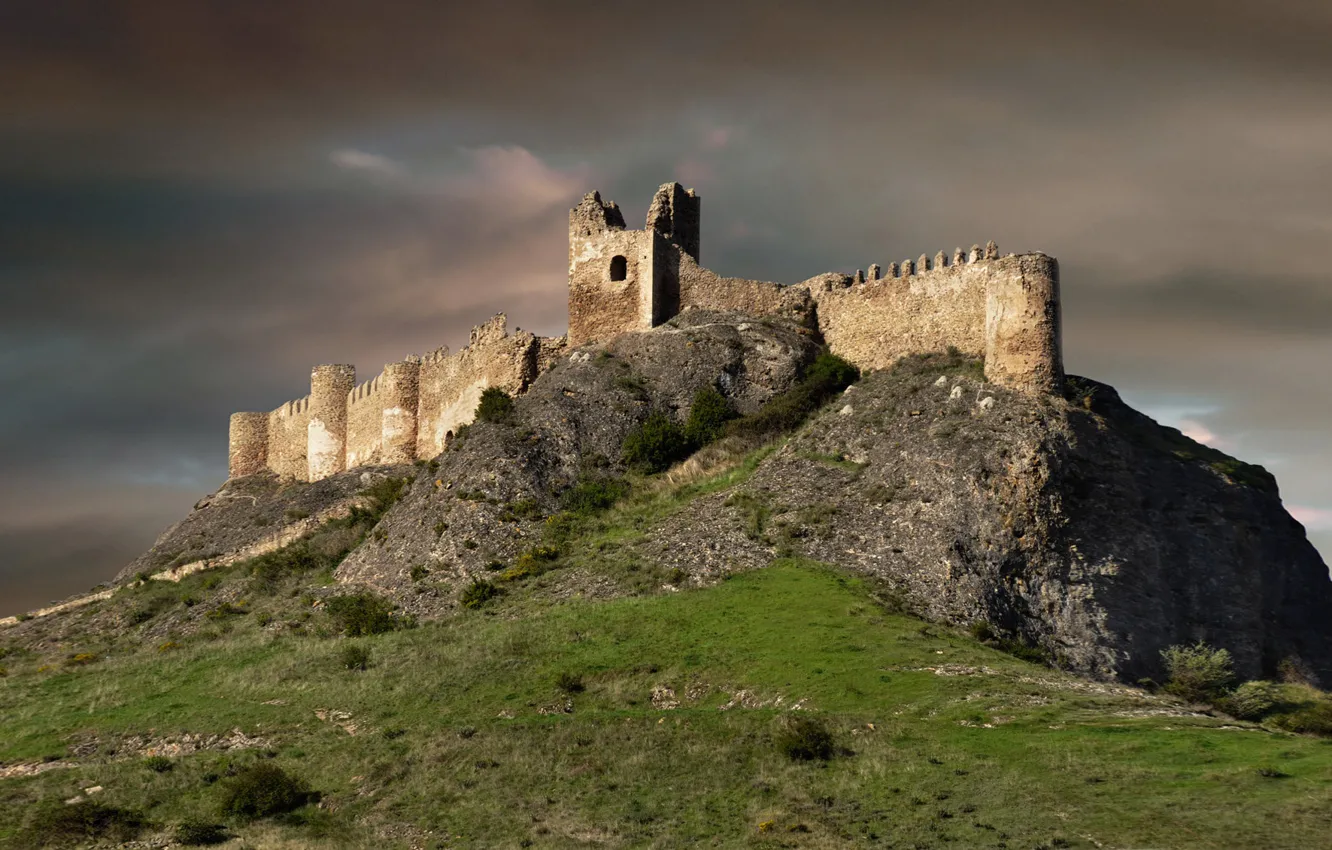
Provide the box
[228,179,1064,482]
[416,314,558,458]
[266,397,310,480]
[230,316,563,481]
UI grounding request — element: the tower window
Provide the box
[609,255,628,281]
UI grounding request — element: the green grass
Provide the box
[3,561,1331,848]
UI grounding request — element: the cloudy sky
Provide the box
[3,0,1331,615]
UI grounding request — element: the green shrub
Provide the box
[622,411,690,473]
[339,643,371,671]
[361,476,409,514]
[175,820,229,845]
[1225,680,1282,720]
[460,579,500,609]
[969,621,997,643]
[125,608,156,626]
[1270,699,1332,736]
[204,602,247,621]
[1161,641,1235,703]
[476,387,515,423]
[684,386,737,447]
[500,545,562,582]
[324,592,396,637]
[219,763,314,820]
[561,476,629,516]
[555,671,585,694]
[776,715,836,761]
[499,498,544,522]
[24,801,150,846]
[409,564,430,582]
[727,352,859,441]
[144,755,174,773]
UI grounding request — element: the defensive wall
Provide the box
[228,316,566,481]
[230,180,1062,481]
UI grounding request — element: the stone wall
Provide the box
[230,317,560,482]
[265,397,310,480]
[676,252,815,328]
[345,374,384,469]
[417,314,552,458]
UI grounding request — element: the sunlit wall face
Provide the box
[2,0,1331,615]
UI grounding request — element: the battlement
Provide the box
[229,179,1062,481]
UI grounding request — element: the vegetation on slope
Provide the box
[3,562,1332,848]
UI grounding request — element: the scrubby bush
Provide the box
[1161,641,1235,703]
[24,801,149,846]
[175,820,229,845]
[555,671,585,694]
[1269,697,1332,736]
[500,545,561,582]
[339,643,371,671]
[1225,680,1281,720]
[727,352,859,441]
[144,755,174,773]
[684,386,736,447]
[561,476,629,516]
[1278,656,1319,687]
[409,564,430,582]
[219,763,314,820]
[776,715,836,761]
[622,411,690,473]
[324,592,396,637]
[460,579,500,609]
[475,387,515,423]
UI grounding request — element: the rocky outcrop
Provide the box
[645,355,1331,683]
[333,310,821,597]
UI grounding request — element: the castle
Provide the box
[228,182,1063,482]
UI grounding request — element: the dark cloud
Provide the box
[3,0,1331,614]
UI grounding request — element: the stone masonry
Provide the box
[229,181,1064,481]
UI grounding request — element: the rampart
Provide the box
[228,179,1062,481]
[229,316,566,481]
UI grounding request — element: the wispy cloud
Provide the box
[329,148,405,177]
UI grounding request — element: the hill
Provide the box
[2,309,1331,848]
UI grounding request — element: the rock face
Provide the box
[114,466,410,583]
[333,310,821,595]
[644,357,1332,683]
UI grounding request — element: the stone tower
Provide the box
[567,182,700,345]
[307,364,356,481]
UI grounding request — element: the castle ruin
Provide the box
[229,182,1062,481]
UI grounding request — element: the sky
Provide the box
[2,0,1331,616]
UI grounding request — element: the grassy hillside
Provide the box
[3,560,1331,849]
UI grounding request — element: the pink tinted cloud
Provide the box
[674,158,714,187]
[1177,418,1227,449]
[1289,506,1332,531]
[703,126,733,150]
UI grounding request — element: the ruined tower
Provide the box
[227,412,268,478]
[567,182,700,345]
[379,359,421,465]
[307,364,356,481]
